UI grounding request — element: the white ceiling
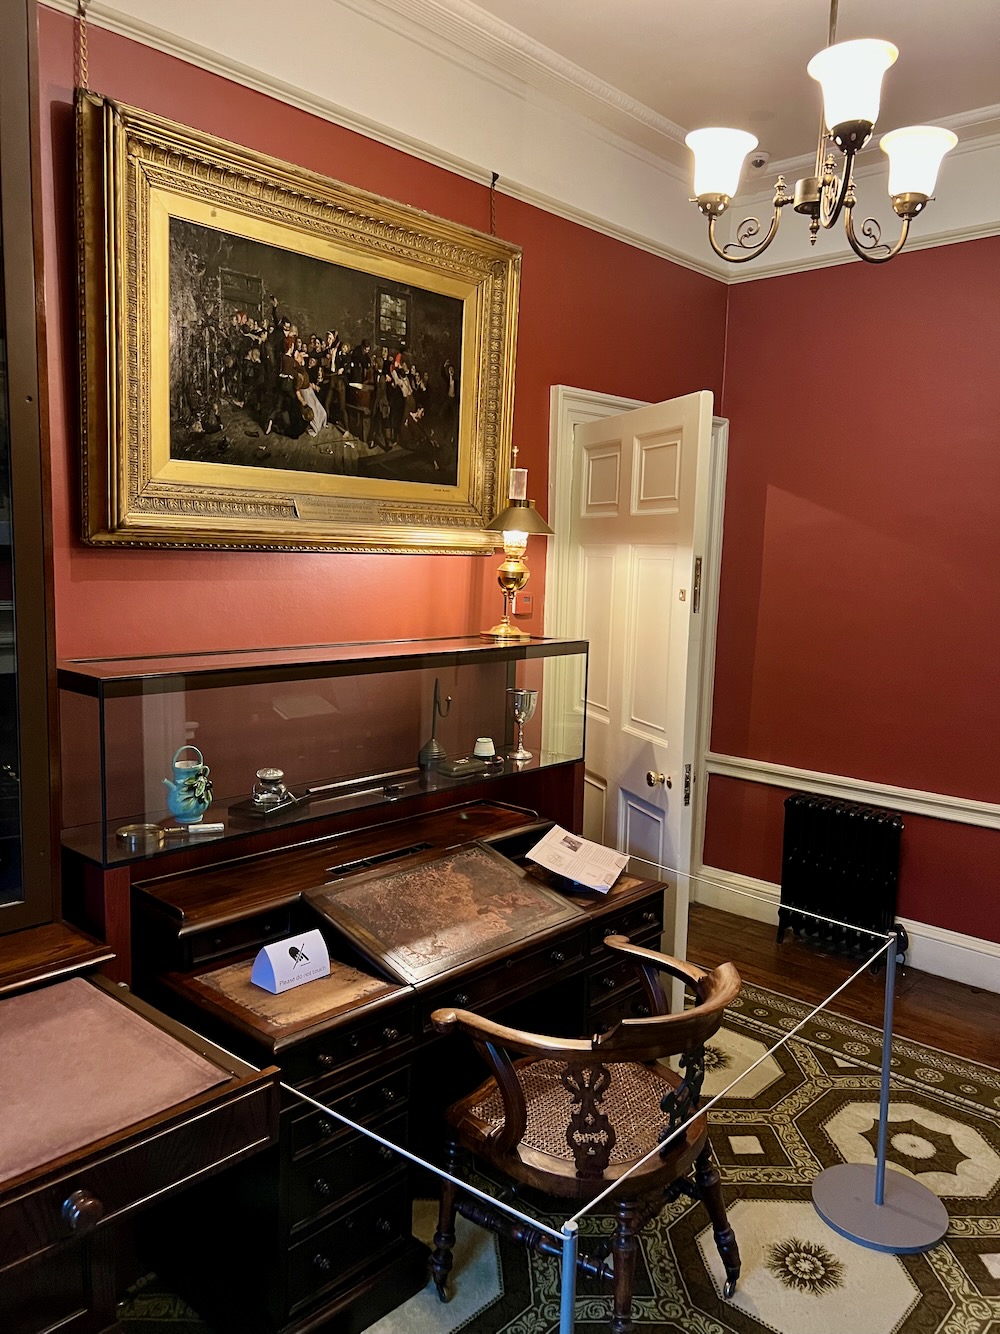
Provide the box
[60,0,1000,277]
[454,0,1000,167]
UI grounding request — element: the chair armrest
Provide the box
[602,935,708,994]
[431,1007,592,1056]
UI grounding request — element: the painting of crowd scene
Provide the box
[168,218,464,487]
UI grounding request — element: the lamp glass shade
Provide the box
[685,128,758,198]
[807,39,898,133]
[502,529,529,550]
[879,125,958,196]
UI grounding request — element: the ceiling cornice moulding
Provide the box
[42,1,999,286]
[366,0,690,157]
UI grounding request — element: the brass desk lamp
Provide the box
[481,454,553,641]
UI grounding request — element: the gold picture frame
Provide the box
[76,92,521,553]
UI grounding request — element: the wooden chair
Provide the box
[430,935,742,1334]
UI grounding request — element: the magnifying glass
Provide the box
[115,822,224,851]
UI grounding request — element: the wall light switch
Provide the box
[513,593,534,618]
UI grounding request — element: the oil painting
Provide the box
[77,93,521,552]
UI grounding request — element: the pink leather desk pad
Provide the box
[0,976,227,1183]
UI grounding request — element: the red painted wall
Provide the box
[711,238,1000,943]
[38,8,727,660]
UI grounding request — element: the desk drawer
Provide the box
[422,927,587,1026]
[590,989,655,1034]
[590,896,663,953]
[287,1110,407,1233]
[289,1066,409,1160]
[588,954,651,1013]
[287,1176,411,1315]
[188,907,293,965]
[283,1004,416,1088]
[0,1081,275,1271]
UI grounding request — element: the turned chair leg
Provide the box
[431,1139,461,1301]
[695,1142,741,1298]
[610,1199,640,1334]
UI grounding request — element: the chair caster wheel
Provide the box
[723,1277,738,1299]
[434,1282,450,1304]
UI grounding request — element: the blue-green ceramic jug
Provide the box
[163,745,213,823]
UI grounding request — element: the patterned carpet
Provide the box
[118,982,1000,1333]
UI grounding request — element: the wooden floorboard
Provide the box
[687,903,1000,1069]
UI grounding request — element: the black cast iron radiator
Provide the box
[777,793,904,953]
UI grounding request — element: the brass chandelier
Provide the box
[684,0,957,265]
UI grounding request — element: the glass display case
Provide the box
[59,636,588,868]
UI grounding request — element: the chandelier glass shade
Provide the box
[685,12,957,266]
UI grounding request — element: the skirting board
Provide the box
[694,864,1000,996]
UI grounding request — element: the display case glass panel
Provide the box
[0,0,58,929]
[59,636,587,867]
[0,232,20,908]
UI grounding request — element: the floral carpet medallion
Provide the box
[118,982,1000,1334]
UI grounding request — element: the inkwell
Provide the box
[418,677,452,771]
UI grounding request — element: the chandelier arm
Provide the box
[844,208,912,264]
[819,148,855,230]
[707,202,786,265]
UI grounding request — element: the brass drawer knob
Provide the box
[601,976,617,991]
[454,992,470,1007]
[549,950,566,965]
[313,1177,332,1198]
[313,1253,332,1273]
[316,1117,334,1137]
[62,1189,103,1234]
[316,1052,335,1068]
[382,1027,401,1044]
[642,911,657,925]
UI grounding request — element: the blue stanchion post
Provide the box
[874,932,897,1206]
[559,1219,578,1334]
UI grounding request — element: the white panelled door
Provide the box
[568,392,715,951]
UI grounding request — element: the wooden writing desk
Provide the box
[131,801,667,1334]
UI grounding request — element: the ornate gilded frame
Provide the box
[77,93,521,552]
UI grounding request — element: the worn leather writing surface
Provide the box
[307,842,584,984]
[0,977,226,1182]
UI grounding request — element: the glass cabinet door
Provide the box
[0,0,58,929]
[0,236,21,907]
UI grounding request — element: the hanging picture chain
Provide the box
[76,0,90,93]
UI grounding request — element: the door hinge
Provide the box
[683,763,693,807]
[692,557,702,614]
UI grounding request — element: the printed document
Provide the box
[526,825,629,893]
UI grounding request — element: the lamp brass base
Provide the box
[481,621,530,640]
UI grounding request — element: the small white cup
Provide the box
[473,737,495,758]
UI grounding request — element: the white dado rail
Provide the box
[699,751,1000,993]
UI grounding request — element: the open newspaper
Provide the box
[526,825,629,894]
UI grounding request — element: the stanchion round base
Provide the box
[812,1163,948,1253]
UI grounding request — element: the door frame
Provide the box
[545,385,729,891]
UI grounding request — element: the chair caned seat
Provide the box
[467,1057,690,1167]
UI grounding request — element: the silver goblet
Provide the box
[506,687,538,761]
